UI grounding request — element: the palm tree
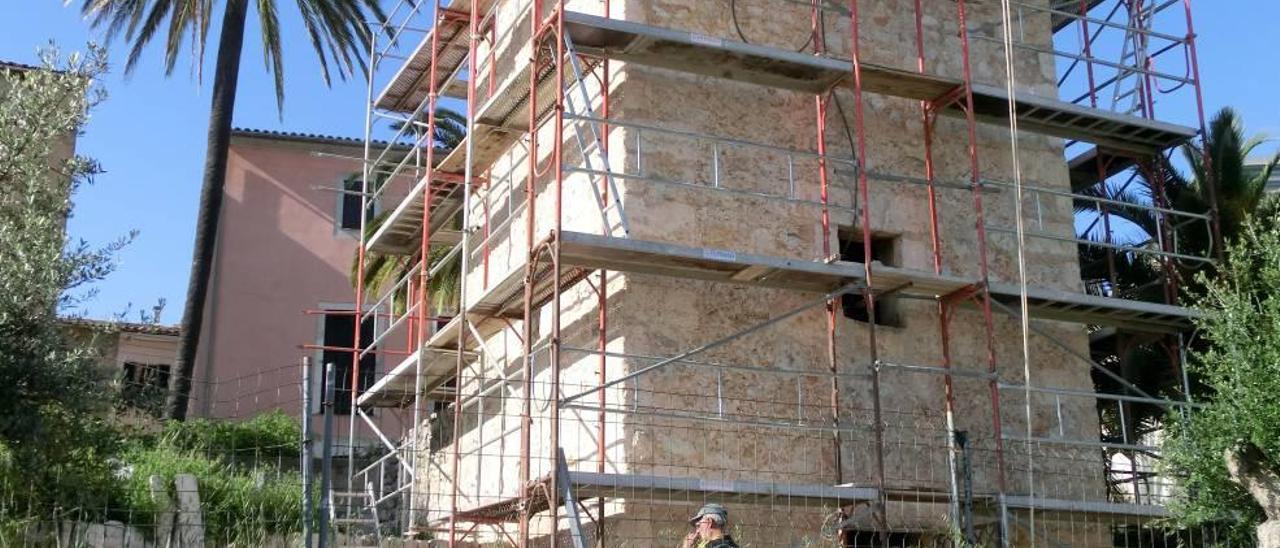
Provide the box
[79,0,386,420]
[1076,108,1278,299]
[1074,108,1278,489]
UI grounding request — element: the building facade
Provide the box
[63,319,181,421]
[190,129,410,451]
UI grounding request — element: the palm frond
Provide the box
[82,0,384,112]
[256,0,286,111]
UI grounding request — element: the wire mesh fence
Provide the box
[0,362,316,548]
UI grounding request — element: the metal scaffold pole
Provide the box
[958,0,1011,543]
[320,362,337,548]
[519,1,544,544]
[302,356,314,548]
[846,1,889,541]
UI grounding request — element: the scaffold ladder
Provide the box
[563,32,631,238]
[329,483,381,547]
[1110,0,1154,116]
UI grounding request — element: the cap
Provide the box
[688,503,728,526]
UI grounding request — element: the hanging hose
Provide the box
[994,0,1038,543]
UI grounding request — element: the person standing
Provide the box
[682,503,739,548]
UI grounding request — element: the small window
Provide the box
[319,310,377,415]
[338,177,375,231]
[839,230,902,327]
[119,362,171,417]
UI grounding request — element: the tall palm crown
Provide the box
[1077,107,1278,300]
[78,0,385,420]
[79,0,385,108]
[1074,108,1279,474]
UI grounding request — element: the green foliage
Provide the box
[157,410,301,457]
[0,47,306,544]
[0,44,119,436]
[1162,203,1280,542]
[0,44,138,529]
[119,415,305,544]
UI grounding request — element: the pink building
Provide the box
[191,128,407,447]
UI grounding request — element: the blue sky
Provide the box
[2,2,1277,322]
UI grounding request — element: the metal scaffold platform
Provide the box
[335,0,1220,545]
[356,229,1199,409]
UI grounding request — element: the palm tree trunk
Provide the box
[165,0,249,420]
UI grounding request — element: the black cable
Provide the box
[729,0,815,53]
[819,9,860,217]
[726,2,860,216]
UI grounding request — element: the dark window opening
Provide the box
[321,311,376,415]
[119,362,171,417]
[839,230,902,327]
[844,531,923,547]
[429,379,457,451]
[339,177,374,231]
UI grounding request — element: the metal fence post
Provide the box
[319,362,336,548]
[301,356,314,548]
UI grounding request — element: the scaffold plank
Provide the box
[558,231,864,293]
[357,351,459,408]
[436,125,522,175]
[1003,496,1169,518]
[462,232,1197,334]
[364,174,465,254]
[987,282,1199,333]
[1066,146,1138,191]
[448,473,878,525]
[569,471,879,508]
[357,315,496,408]
[1049,0,1106,32]
[966,83,1196,154]
[375,15,469,112]
[560,11,1195,154]
[563,11,849,94]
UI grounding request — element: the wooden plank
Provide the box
[174,474,205,548]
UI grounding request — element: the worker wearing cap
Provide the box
[681,503,739,548]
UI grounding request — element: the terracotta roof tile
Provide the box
[60,317,181,337]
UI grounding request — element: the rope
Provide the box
[994,0,1037,543]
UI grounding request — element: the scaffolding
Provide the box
[336,0,1223,545]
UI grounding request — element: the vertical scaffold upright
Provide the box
[339,0,1224,546]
